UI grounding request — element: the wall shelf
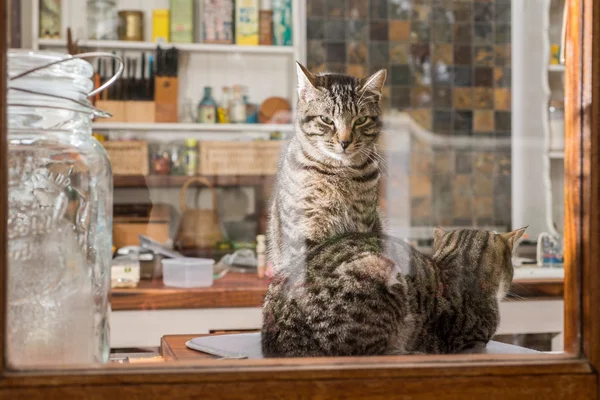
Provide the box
[548,150,565,159]
[37,38,295,55]
[548,64,566,72]
[114,175,275,188]
[92,122,294,132]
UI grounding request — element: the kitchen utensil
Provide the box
[162,257,215,288]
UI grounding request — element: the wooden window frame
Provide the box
[1,0,599,398]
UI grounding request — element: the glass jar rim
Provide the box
[7,50,115,118]
[8,49,93,80]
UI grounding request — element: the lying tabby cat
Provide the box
[261,227,526,357]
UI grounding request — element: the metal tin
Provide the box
[118,10,144,41]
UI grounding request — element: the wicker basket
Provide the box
[103,140,149,176]
[199,141,283,176]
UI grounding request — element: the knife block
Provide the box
[95,100,126,122]
[154,77,179,123]
[126,101,156,123]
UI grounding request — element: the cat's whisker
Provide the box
[358,147,389,176]
[506,291,525,301]
[361,148,390,177]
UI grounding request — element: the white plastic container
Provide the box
[162,258,215,288]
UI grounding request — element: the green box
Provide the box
[272,0,292,46]
[170,0,195,43]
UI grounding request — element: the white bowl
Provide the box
[162,258,215,288]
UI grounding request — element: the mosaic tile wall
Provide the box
[307,0,512,230]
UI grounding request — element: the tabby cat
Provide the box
[267,63,387,279]
[261,227,526,357]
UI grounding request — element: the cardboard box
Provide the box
[202,0,233,44]
[170,0,194,43]
[113,204,171,249]
[235,0,259,45]
[272,0,292,46]
[153,9,170,42]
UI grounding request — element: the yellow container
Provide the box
[235,0,259,45]
[153,9,170,43]
[550,44,560,65]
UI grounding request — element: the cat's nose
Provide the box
[340,140,351,150]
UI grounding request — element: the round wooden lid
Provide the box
[259,97,292,124]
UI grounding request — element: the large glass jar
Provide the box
[7,50,113,368]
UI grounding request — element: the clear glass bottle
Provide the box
[179,98,196,123]
[87,0,119,40]
[7,50,113,368]
[230,85,247,123]
[217,87,231,123]
[170,141,187,176]
[197,87,217,124]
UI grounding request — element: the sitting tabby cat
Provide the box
[267,63,387,278]
[261,227,526,357]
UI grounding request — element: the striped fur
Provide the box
[267,64,387,279]
[262,228,526,357]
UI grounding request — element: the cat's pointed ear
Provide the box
[296,62,319,101]
[501,226,528,251]
[360,69,387,97]
[433,227,446,245]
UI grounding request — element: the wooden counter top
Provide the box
[110,272,269,311]
[160,334,218,361]
[111,272,564,311]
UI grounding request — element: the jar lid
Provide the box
[8,49,93,78]
[7,50,122,119]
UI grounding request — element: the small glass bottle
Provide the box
[217,87,231,123]
[197,87,217,124]
[230,85,247,123]
[179,98,196,123]
[185,138,198,176]
[244,95,259,123]
[169,141,186,176]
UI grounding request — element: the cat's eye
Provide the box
[354,116,370,126]
[319,115,334,125]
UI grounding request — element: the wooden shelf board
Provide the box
[111,273,563,312]
[93,122,294,132]
[37,38,294,55]
[111,272,269,311]
[114,175,274,188]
